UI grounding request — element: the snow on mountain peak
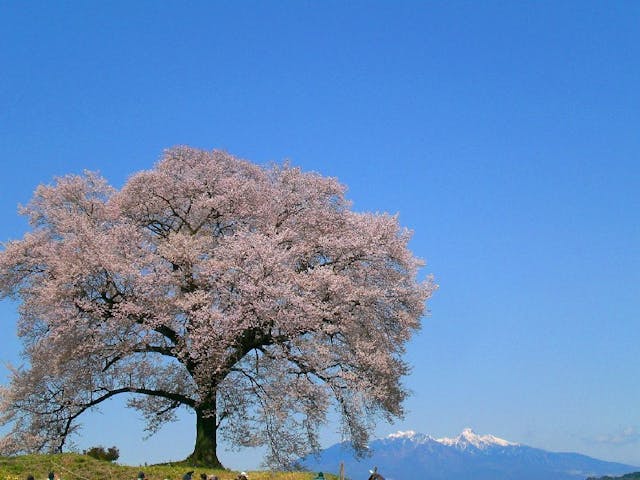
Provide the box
[436,428,517,449]
[388,430,418,439]
[383,428,517,449]
[386,430,433,443]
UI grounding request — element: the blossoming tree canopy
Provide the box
[0,147,436,468]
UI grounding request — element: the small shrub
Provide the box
[83,445,120,462]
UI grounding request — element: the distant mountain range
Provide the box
[587,474,640,480]
[301,428,638,480]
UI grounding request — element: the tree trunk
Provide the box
[186,404,224,468]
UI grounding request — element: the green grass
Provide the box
[0,454,338,480]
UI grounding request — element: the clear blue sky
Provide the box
[1,0,638,470]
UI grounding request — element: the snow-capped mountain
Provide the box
[301,429,637,480]
[436,427,517,448]
[383,428,517,449]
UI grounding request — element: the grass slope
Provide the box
[0,454,337,480]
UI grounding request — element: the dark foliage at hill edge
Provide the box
[587,472,640,480]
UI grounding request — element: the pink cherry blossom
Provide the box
[0,147,435,468]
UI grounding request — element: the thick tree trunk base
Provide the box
[185,451,224,469]
[187,406,224,469]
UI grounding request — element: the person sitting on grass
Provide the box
[137,472,146,479]
[200,474,219,480]
[182,470,195,480]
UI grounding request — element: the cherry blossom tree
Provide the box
[0,147,435,468]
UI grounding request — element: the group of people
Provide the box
[176,471,226,480]
[24,470,231,480]
[26,468,382,480]
[312,468,384,480]
[136,471,224,480]
[312,467,384,480]
[135,470,244,480]
[26,472,57,480]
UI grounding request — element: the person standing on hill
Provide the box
[368,467,385,480]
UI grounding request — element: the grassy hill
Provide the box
[0,454,337,480]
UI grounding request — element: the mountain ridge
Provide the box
[301,429,638,480]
